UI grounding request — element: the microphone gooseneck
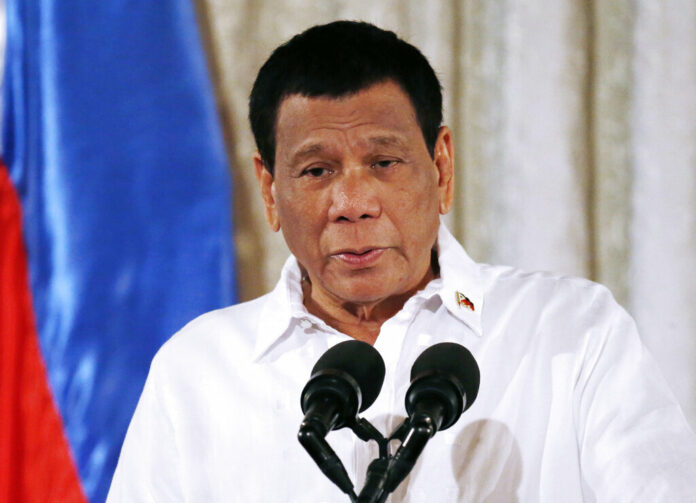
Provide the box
[298,340,386,500]
[387,343,480,492]
[357,343,480,502]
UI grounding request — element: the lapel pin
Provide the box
[456,291,475,311]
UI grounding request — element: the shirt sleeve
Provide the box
[574,289,696,501]
[106,354,185,503]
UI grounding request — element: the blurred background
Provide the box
[1,1,694,501]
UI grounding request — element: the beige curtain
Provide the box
[194,0,696,429]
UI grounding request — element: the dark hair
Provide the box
[248,20,443,174]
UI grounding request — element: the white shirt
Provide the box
[108,225,696,502]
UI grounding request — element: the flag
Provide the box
[0,1,236,501]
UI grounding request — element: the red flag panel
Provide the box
[0,163,87,502]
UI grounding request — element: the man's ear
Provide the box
[253,152,280,232]
[433,126,455,215]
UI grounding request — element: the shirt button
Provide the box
[299,319,312,329]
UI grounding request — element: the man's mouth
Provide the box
[333,247,386,267]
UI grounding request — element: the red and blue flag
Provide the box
[0,1,236,501]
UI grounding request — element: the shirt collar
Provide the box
[253,255,307,361]
[252,222,485,360]
[431,223,484,337]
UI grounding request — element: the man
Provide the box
[108,21,696,502]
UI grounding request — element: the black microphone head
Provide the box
[407,342,480,430]
[310,340,386,412]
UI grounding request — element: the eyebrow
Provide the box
[288,143,326,166]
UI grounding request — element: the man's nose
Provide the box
[327,168,381,223]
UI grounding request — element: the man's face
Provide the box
[255,80,454,307]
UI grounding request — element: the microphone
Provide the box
[299,340,386,498]
[405,342,479,430]
[358,342,479,501]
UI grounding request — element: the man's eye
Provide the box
[302,167,330,177]
[372,159,398,169]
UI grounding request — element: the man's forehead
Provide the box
[286,134,412,163]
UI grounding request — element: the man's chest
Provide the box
[167,340,583,502]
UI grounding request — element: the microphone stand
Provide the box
[300,414,391,502]
[355,420,409,503]
[356,401,443,503]
[301,411,442,502]
[352,417,392,502]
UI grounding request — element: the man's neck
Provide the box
[301,267,435,345]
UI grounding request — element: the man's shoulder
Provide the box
[152,293,274,370]
[468,262,638,366]
[477,262,628,338]
[482,262,617,308]
[439,225,620,319]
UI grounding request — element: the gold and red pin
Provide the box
[455,291,475,311]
